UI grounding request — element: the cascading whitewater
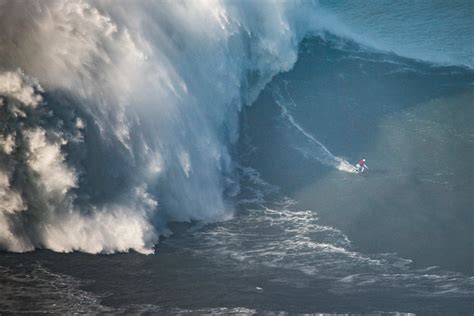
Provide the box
[0,0,328,254]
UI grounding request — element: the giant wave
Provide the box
[0,0,348,254]
[0,0,470,255]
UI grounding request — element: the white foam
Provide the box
[0,134,16,155]
[0,70,43,107]
[26,129,78,195]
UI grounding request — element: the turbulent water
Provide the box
[0,0,473,314]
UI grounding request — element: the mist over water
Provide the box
[0,1,473,314]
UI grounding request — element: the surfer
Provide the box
[355,158,368,173]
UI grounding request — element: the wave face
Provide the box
[243,33,474,277]
[0,0,332,253]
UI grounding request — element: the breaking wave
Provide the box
[0,0,470,254]
[0,0,335,254]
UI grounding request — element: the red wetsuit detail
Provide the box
[357,160,366,167]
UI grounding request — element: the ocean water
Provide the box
[0,1,473,315]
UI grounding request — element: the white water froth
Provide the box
[0,71,158,253]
